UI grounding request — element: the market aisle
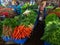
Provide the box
[25,21,44,45]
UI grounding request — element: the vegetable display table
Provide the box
[1,4,38,44]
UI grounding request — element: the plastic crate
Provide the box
[2,35,27,44]
[12,38,27,44]
[44,41,51,45]
[2,36,11,42]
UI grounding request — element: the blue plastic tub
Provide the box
[12,38,27,44]
[2,36,11,42]
[44,41,51,45]
[2,35,27,44]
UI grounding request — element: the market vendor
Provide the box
[38,0,47,21]
[40,0,46,11]
[32,0,47,45]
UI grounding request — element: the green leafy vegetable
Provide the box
[45,13,59,24]
[41,14,60,45]
[53,8,60,12]
[20,10,37,26]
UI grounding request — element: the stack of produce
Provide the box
[2,18,13,37]
[21,3,29,13]
[21,10,37,27]
[12,25,32,39]
[41,14,60,45]
[1,9,37,40]
[28,4,38,10]
[53,8,60,17]
[21,3,29,10]
[12,10,37,39]
[48,8,60,17]
[0,6,4,9]
[21,3,38,13]
[3,25,12,37]
[2,17,20,37]
[0,8,16,18]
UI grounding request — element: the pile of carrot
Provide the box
[12,25,32,39]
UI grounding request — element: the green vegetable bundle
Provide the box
[2,9,37,28]
[20,10,37,27]
[21,3,30,13]
[21,3,38,13]
[45,13,59,24]
[41,14,60,45]
[2,15,22,36]
[53,8,60,12]
[21,3,29,10]
[28,4,38,10]
[2,15,21,28]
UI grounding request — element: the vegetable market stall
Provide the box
[0,7,17,18]
[41,8,60,45]
[0,9,37,44]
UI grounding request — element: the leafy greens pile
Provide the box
[20,10,37,27]
[21,3,38,13]
[41,13,60,45]
[53,8,60,12]
[1,10,37,33]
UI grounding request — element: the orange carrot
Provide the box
[19,25,25,31]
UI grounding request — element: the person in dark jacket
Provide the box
[28,0,47,45]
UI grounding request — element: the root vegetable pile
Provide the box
[12,25,32,39]
[2,26,12,37]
